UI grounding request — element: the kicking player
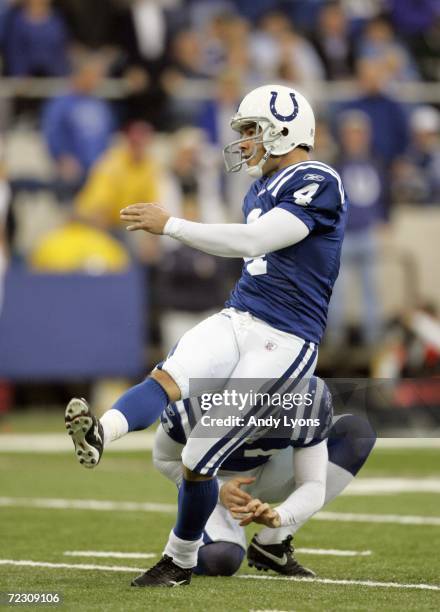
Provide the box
[138,378,376,582]
[65,84,348,586]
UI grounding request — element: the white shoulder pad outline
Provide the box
[267,161,346,207]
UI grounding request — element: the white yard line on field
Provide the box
[0,559,439,591]
[0,497,175,513]
[0,559,146,573]
[238,574,440,591]
[375,438,440,449]
[2,496,440,526]
[295,548,371,557]
[0,432,154,452]
[62,548,369,559]
[1,434,440,453]
[63,551,156,559]
[345,478,440,494]
[314,511,440,526]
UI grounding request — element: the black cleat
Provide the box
[131,555,192,588]
[65,398,104,469]
[247,534,316,577]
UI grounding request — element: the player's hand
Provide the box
[120,203,170,235]
[230,498,281,528]
[219,476,255,510]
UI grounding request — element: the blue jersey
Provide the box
[160,377,333,472]
[226,161,348,343]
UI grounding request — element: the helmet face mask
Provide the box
[223,84,315,177]
[223,117,281,173]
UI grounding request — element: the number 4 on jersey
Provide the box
[245,208,267,276]
[293,182,319,206]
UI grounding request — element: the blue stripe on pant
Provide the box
[205,344,318,475]
[191,342,317,476]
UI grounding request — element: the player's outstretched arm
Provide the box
[273,441,328,527]
[120,203,309,258]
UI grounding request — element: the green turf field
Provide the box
[1,439,440,612]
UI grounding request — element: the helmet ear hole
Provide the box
[281,127,289,136]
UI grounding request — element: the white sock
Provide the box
[256,526,294,546]
[163,530,202,569]
[100,409,129,447]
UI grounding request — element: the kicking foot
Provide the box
[65,398,104,469]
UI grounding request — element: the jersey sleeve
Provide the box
[275,166,345,233]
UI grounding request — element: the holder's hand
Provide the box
[230,497,281,528]
[219,476,255,510]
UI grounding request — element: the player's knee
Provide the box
[150,368,182,402]
[181,443,195,471]
[182,464,213,482]
[181,444,210,479]
[328,414,376,476]
[194,542,245,576]
[152,456,181,484]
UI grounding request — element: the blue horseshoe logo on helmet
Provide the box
[269,91,299,122]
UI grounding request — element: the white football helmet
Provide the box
[223,84,315,178]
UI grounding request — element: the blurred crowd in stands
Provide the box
[0,0,439,387]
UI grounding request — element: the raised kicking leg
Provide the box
[64,369,178,468]
[65,312,239,468]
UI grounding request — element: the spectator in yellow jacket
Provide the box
[76,121,160,230]
[29,221,130,273]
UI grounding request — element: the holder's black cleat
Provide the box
[247,534,316,577]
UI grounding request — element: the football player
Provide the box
[137,377,376,583]
[65,84,348,586]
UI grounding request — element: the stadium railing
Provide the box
[0,78,439,104]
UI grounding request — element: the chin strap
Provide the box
[245,146,273,179]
